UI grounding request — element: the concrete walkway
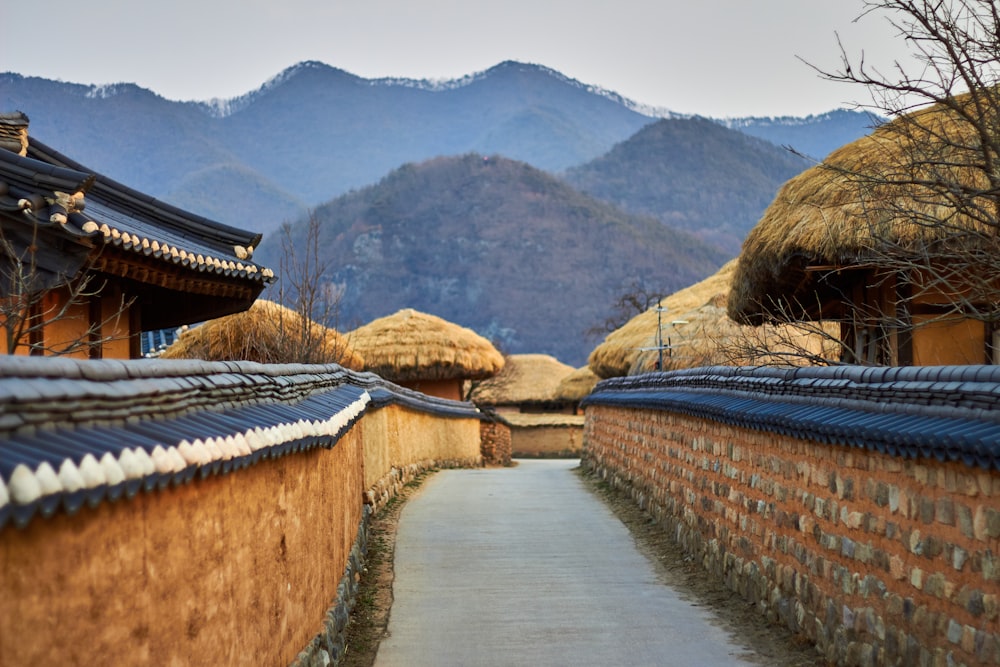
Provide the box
[374,459,760,667]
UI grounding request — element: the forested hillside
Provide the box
[260,154,729,365]
[563,117,810,255]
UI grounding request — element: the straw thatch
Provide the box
[589,260,735,378]
[348,308,504,382]
[500,413,585,428]
[729,91,998,324]
[589,260,838,378]
[160,299,365,369]
[470,353,575,405]
[554,365,600,402]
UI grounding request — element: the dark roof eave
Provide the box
[25,138,264,251]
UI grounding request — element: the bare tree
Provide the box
[265,212,354,365]
[588,280,669,340]
[0,221,131,357]
[814,0,1000,333]
[730,1,1000,367]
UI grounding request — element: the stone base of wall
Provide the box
[480,419,512,466]
[292,505,372,667]
[364,459,477,514]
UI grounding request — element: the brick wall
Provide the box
[583,367,1000,667]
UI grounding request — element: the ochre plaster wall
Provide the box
[584,405,1000,666]
[511,426,582,457]
[361,404,482,492]
[912,316,985,365]
[0,428,365,667]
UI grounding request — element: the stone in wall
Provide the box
[583,405,1000,667]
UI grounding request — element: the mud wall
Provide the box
[1,428,365,667]
[361,403,482,511]
[511,425,583,458]
[0,358,486,667]
[583,366,1000,666]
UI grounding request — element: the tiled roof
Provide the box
[583,365,1000,470]
[0,357,484,529]
[0,137,274,286]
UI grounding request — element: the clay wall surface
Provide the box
[584,368,1000,667]
[1,429,364,667]
[361,404,482,510]
[0,358,487,666]
[511,425,583,458]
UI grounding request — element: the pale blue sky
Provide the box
[4,0,915,117]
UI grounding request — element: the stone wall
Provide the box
[479,414,512,466]
[0,357,485,666]
[583,366,1000,667]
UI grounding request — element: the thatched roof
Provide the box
[348,308,504,382]
[589,260,838,378]
[160,300,365,369]
[729,91,997,324]
[500,413,585,428]
[554,365,600,402]
[470,353,575,405]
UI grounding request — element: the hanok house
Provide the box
[0,112,273,358]
[469,353,584,458]
[728,90,1000,366]
[470,353,575,414]
[588,259,837,379]
[347,308,504,400]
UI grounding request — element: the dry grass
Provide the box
[730,91,999,323]
[588,260,838,378]
[160,299,364,368]
[348,308,504,382]
[469,353,575,405]
[554,365,600,402]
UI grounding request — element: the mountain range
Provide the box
[258,154,729,365]
[1,61,880,364]
[1,61,877,237]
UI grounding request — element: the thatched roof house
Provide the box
[729,91,999,365]
[589,260,837,378]
[0,113,273,358]
[160,300,364,368]
[470,353,575,411]
[348,308,503,400]
[554,366,600,404]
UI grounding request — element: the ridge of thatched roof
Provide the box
[160,299,365,369]
[555,365,600,402]
[729,90,996,324]
[348,308,504,382]
[470,353,574,405]
[588,260,838,378]
[588,260,736,378]
[500,413,585,428]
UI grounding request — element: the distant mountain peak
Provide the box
[198,59,683,120]
[83,82,151,100]
[718,108,885,130]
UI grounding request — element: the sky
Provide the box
[3,0,919,118]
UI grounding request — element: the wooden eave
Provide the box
[0,140,274,314]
